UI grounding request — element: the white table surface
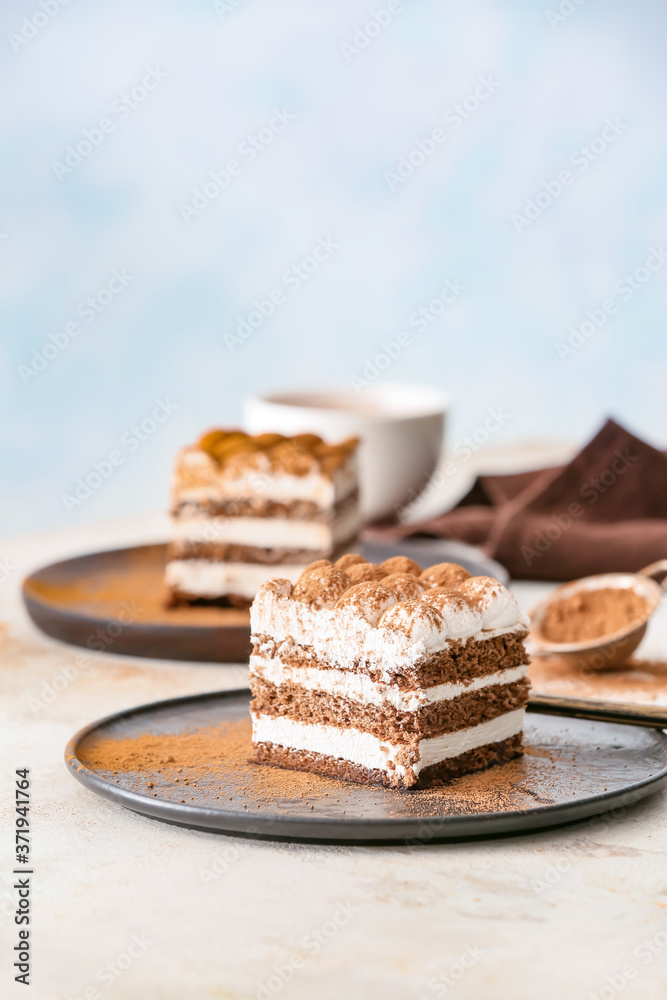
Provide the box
[2,511,667,1000]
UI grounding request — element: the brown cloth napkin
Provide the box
[364,419,667,580]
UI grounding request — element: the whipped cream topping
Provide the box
[292,566,351,609]
[376,600,446,647]
[380,572,427,603]
[419,589,483,638]
[458,577,529,630]
[335,582,397,626]
[251,563,528,674]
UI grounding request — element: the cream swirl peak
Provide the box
[250,560,529,668]
[458,576,523,629]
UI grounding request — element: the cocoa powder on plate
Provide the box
[76,721,561,815]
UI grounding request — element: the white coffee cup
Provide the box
[244,383,448,522]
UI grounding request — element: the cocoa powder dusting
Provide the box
[292,567,351,607]
[539,587,647,643]
[76,718,567,817]
[78,721,358,801]
[79,726,237,776]
[530,656,667,706]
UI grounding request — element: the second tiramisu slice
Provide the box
[165,430,360,605]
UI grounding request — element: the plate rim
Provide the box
[22,543,250,663]
[64,688,667,843]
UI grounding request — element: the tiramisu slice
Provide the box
[249,557,530,788]
[165,430,360,606]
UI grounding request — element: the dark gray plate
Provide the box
[23,544,250,662]
[65,690,667,843]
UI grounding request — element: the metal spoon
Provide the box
[527,693,667,730]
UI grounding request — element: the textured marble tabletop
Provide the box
[2,511,667,1000]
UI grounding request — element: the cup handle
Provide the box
[639,560,667,590]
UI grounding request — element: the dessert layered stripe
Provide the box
[249,556,531,789]
[165,430,360,605]
[252,709,526,781]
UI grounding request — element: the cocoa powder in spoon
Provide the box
[539,587,647,644]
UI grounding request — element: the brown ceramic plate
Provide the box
[22,544,250,662]
[64,689,667,842]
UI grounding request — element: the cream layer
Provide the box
[251,709,525,778]
[170,505,360,550]
[250,584,529,677]
[165,559,308,599]
[250,654,528,712]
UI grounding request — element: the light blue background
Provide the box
[2,0,666,536]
